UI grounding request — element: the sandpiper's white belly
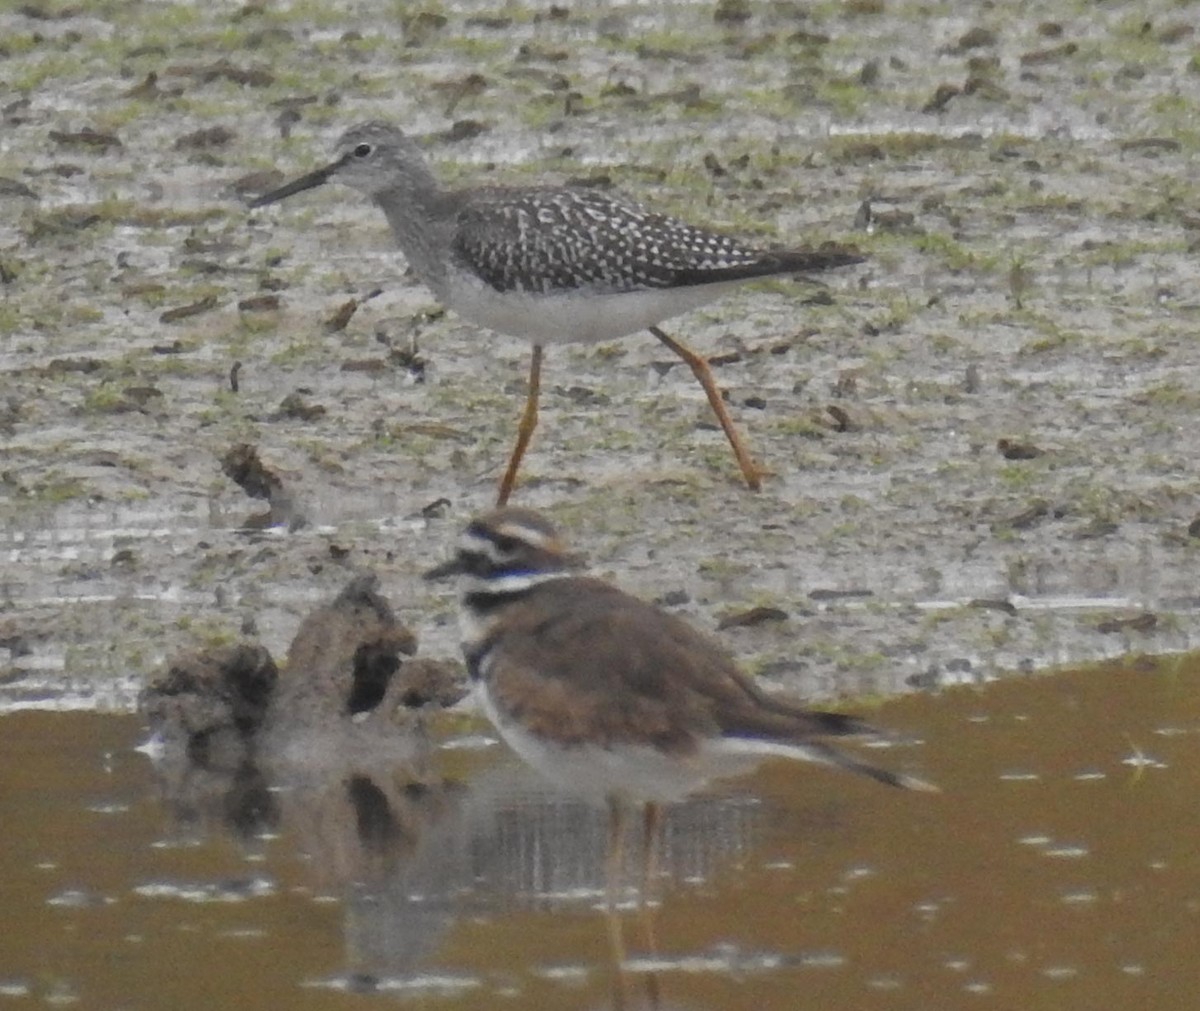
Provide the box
[443,273,746,345]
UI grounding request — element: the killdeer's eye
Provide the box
[492,535,519,554]
[352,143,373,158]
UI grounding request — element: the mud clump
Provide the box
[140,643,277,770]
[140,573,467,768]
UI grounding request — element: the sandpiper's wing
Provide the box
[449,186,808,296]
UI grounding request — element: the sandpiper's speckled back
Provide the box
[451,187,779,296]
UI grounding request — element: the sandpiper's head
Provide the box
[424,508,584,592]
[249,121,429,207]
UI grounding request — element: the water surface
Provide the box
[2,654,1197,1009]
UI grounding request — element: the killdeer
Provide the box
[425,507,937,807]
[250,122,864,503]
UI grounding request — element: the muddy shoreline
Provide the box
[3,0,1199,711]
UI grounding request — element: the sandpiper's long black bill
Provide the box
[248,161,340,208]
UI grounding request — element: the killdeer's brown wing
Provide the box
[480,577,879,753]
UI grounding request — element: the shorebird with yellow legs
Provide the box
[251,122,863,502]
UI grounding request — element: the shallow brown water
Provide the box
[3,654,1198,1010]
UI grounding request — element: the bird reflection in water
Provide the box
[138,569,912,1009]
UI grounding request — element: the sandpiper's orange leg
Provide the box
[496,343,543,505]
[648,326,762,491]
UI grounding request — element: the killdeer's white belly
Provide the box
[475,682,759,806]
[444,273,745,346]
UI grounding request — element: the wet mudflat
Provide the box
[2,654,1199,1010]
[3,0,1200,697]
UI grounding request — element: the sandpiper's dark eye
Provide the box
[352,143,373,158]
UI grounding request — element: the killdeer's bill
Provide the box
[425,507,937,806]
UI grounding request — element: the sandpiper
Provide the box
[425,506,937,814]
[250,122,864,502]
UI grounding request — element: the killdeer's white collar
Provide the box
[424,507,585,645]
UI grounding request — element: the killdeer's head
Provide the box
[425,507,585,600]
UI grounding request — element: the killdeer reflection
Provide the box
[425,508,937,808]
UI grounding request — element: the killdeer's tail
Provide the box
[712,735,939,793]
[804,739,940,792]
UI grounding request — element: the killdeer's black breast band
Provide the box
[463,586,537,614]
